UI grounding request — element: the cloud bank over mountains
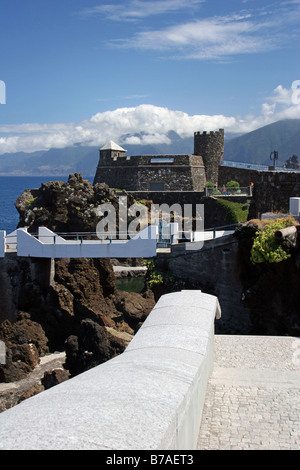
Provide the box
[0,82,299,155]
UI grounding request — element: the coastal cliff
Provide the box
[0,174,155,410]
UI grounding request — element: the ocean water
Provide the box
[0,176,92,234]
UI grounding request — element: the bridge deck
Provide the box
[197,335,300,450]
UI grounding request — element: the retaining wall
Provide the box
[0,290,220,450]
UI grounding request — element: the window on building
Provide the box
[150,182,165,191]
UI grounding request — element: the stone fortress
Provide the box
[93,129,225,191]
[93,127,300,219]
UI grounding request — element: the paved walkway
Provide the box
[197,335,300,450]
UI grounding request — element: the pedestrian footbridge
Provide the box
[0,226,158,259]
[0,225,236,259]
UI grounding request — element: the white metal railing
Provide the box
[205,186,253,196]
[221,160,300,172]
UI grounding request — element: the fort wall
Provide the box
[93,131,300,220]
[219,165,300,217]
[94,153,207,191]
[94,130,225,192]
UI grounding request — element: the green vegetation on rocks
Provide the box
[250,217,296,264]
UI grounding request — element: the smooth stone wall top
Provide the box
[0,290,220,450]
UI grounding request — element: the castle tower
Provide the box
[194,129,224,185]
[93,140,127,185]
[99,140,126,160]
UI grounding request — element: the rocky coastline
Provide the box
[0,174,155,411]
[1,173,300,412]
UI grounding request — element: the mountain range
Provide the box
[0,119,299,176]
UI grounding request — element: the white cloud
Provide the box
[108,3,300,60]
[268,84,295,105]
[112,16,278,59]
[79,0,204,21]
[0,84,299,155]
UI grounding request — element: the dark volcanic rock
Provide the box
[15,172,136,234]
[41,368,70,389]
[0,173,155,394]
[115,291,155,331]
[0,314,49,382]
[64,318,125,377]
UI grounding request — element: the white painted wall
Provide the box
[4,229,18,252]
[16,225,158,258]
[192,230,235,242]
[289,197,300,216]
[0,290,221,450]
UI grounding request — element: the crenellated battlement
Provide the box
[194,129,224,136]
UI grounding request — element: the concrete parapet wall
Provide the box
[0,290,220,450]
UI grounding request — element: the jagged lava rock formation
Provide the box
[15,172,138,233]
[0,174,155,409]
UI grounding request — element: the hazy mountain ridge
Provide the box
[223,119,300,165]
[0,119,299,176]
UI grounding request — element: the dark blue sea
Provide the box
[0,176,93,234]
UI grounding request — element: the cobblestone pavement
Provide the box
[197,335,300,450]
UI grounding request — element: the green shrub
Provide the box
[205,181,214,188]
[25,197,36,205]
[226,180,240,189]
[148,271,164,288]
[143,259,173,289]
[250,217,294,264]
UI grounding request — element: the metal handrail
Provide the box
[221,160,300,172]
[205,186,252,196]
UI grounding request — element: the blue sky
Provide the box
[0,0,300,154]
